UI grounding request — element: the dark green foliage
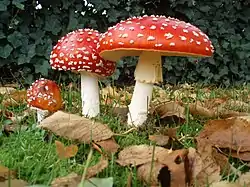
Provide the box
[0,0,249,86]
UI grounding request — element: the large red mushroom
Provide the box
[50,28,116,118]
[27,78,63,123]
[98,15,214,126]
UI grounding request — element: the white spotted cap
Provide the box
[50,28,116,77]
[98,15,214,62]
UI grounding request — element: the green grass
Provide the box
[0,83,250,186]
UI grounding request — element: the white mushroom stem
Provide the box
[127,51,162,126]
[31,107,49,123]
[80,73,100,117]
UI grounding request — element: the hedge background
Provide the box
[0,0,249,87]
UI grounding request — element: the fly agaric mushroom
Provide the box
[27,78,63,123]
[98,15,214,126]
[50,28,116,118]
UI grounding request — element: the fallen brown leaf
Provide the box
[189,102,216,118]
[51,172,81,187]
[186,147,203,184]
[116,145,170,167]
[0,87,16,95]
[95,138,120,154]
[116,145,188,186]
[0,165,16,181]
[237,171,250,186]
[188,98,249,119]
[212,148,232,176]
[55,140,78,159]
[149,135,169,146]
[0,179,27,187]
[196,116,250,160]
[2,90,27,107]
[162,127,178,139]
[112,105,129,122]
[191,142,221,186]
[38,111,114,143]
[0,165,26,187]
[137,161,166,186]
[86,157,108,179]
[101,86,132,105]
[150,101,186,125]
[210,181,242,187]
[230,150,250,161]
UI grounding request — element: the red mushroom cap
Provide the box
[50,28,116,77]
[27,78,63,112]
[98,15,214,62]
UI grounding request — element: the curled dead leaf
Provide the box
[2,90,27,107]
[55,140,78,159]
[193,142,221,186]
[0,179,27,187]
[196,116,250,160]
[186,147,203,184]
[51,172,81,187]
[117,145,188,187]
[101,86,132,105]
[38,111,114,143]
[149,135,169,146]
[0,165,16,181]
[188,98,249,119]
[137,161,166,186]
[189,102,216,118]
[116,145,170,167]
[210,181,242,187]
[212,148,232,176]
[95,138,120,154]
[150,101,186,125]
[236,171,250,186]
[86,157,108,179]
[0,87,16,95]
[138,151,188,187]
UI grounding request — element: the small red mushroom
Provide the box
[50,28,116,118]
[27,78,63,123]
[98,15,214,126]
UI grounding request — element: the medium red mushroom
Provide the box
[98,15,214,126]
[50,28,116,118]
[27,78,63,123]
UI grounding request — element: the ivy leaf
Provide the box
[107,8,119,23]
[7,31,25,48]
[17,54,29,65]
[67,9,79,31]
[12,0,27,10]
[219,65,229,76]
[241,42,250,51]
[199,5,211,13]
[0,30,5,39]
[36,38,52,59]
[33,58,50,76]
[27,44,36,59]
[29,30,45,44]
[0,44,13,58]
[61,0,72,9]
[89,0,111,11]
[0,0,10,11]
[44,14,62,35]
[109,0,118,6]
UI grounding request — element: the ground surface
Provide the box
[0,83,250,187]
